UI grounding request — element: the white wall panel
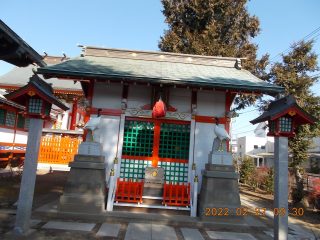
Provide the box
[44,121,54,129]
[14,131,28,144]
[193,122,225,192]
[0,127,14,143]
[127,85,151,109]
[92,82,122,109]
[99,115,121,181]
[197,90,225,117]
[169,88,191,113]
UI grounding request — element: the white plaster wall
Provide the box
[197,90,226,117]
[0,127,14,143]
[92,82,122,109]
[194,122,225,193]
[61,111,69,129]
[14,131,28,144]
[44,121,55,129]
[169,88,192,113]
[245,137,267,155]
[127,85,152,109]
[99,115,121,181]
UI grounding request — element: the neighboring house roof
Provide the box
[5,74,69,111]
[0,20,46,67]
[0,57,82,94]
[36,46,285,96]
[250,94,318,125]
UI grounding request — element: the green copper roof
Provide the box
[37,55,285,95]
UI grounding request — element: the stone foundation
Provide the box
[198,164,244,224]
[58,152,107,214]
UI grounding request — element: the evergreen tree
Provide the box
[159,0,269,109]
[267,40,320,193]
[239,155,255,184]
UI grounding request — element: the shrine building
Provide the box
[36,46,284,194]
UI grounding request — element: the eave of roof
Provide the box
[37,54,285,96]
[0,20,46,67]
[0,58,83,94]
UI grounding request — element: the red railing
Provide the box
[163,182,190,206]
[115,178,144,203]
[38,137,82,165]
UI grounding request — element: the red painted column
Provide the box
[70,100,78,130]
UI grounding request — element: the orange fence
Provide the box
[38,137,82,165]
[115,178,144,203]
[163,182,190,206]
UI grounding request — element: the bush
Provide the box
[239,155,255,184]
[308,178,320,208]
[263,167,274,195]
[249,166,268,189]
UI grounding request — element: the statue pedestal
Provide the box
[198,163,244,224]
[58,142,107,214]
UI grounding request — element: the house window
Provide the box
[239,152,242,157]
[24,118,30,130]
[239,145,242,149]
[17,115,25,128]
[5,110,16,127]
[17,115,30,130]
[0,108,6,125]
[261,145,266,149]
[254,145,258,149]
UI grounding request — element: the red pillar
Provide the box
[82,80,94,141]
[70,99,78,130]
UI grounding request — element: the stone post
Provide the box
[9,118,43,238]
[274,137,288,239]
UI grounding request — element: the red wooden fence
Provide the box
[115,178,144,203]
[163,182,190,206]
[38,137,82,165]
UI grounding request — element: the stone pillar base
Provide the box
[58,153,107,215]
[4,229,36,240]
[198,164,244,224]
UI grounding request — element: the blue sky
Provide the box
[1,0,319,138]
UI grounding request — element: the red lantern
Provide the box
[151,99,167,118]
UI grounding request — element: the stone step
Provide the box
[113,202,190,215]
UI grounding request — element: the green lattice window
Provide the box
[0,108,6,125]
[159,123,190,160]
[17,115,25,129]
[24,118,30,130]
[279,117,292,132]
[5,111,16,127]
[28,98,43,114]
[269,119,277,132]
[122,120,154,157]
[120,159,152,181]
[44,102,51,116]
[158,161,188,183]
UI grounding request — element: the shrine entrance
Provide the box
[120,117,190,184]
[113,117,192,212]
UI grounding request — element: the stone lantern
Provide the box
[4,74,68,239]
[250,94,317,240]
[5,74,68,119]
